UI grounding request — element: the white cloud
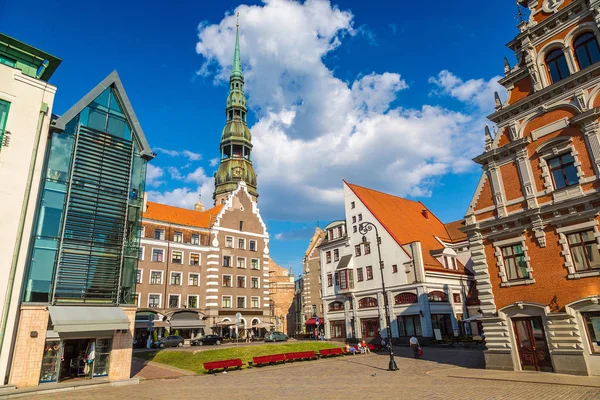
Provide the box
[191,0,495,221]
[146,164,165,187]
[167,166,184,180]
[155,147,203,162]
[209,158,219,167]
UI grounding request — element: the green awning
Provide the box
[49,306,130,333]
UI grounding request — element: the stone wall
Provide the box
[108,306,136,381]
[9,305,49,387]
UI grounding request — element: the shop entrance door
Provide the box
[512,317,553,372]
[58,339,93,382]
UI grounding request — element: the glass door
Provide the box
[512,317,553,372]
[39,341,62,383]
[93,339,111,377]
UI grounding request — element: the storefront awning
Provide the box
[169,320,205,328]
[49,306,130,333]
[305,318,323,325]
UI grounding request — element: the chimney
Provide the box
[421,209,429,219]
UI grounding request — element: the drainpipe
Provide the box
[0,100,49,383]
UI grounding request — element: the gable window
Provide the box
[188,273,199,286]
[394,292,417,305]
[327,273,333,287]
[154,229,164,240]
[567,230,600,271]
[546,48,570,83]
[190,253,200,266]
[328,301,344,312]
[355,245,361,257]
[333,249,339,262]
[173,231,183,243]
[226,236,233,248]
[353,226,357,233]
[574,32,600,70]
[251,277,259,289]
[358,214,362,221]
[358,297,378,309]
[191,234,200,245]
[152,249,164,262]
[337,226,343,237]
[366,266,373,280]
[352,216,356,223]
[428,290,448,302]
[150,271,162,285]
[356,268,364,282]
[172,251,183,264]
[237,276,246,288]
[249,240,257,251]
[251,258,260,270]
[501,244,528,281]
[223,255,232,267]
[222,275,232,287]
[548,153,578,190]
[238,238,246,249]
[326,251,332,263]
[170,272,182,285]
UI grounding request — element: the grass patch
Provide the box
[137,342,341,374]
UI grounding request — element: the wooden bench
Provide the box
[318,348,344,357]
[203,358,243,373]
[284,351,318,361]
[252,354,286,367]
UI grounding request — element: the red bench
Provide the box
[252,353,286,367]
[318,348,344,357]
[284,351,318,361]
[368,343,383,352]
[203,358,243,373]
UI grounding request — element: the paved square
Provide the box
[37,347,600,400]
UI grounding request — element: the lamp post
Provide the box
[359,221,398,371]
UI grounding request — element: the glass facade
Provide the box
[23,85,148,304]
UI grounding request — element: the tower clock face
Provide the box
[233,167,243,177]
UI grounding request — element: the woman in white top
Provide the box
[409,335,420,359]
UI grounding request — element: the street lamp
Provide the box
[359,221,399,372]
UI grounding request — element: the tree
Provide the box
[152,330,158,342]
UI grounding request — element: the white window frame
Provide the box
[251,258,260,270]
[187,295,199,309]
[537,138,585,200]
[237,257,246,269]
[493,236,535,287]
[238,238,246,250]
[225,235,234,248]
[149,270,163,285]
[249,240,257,252]
[139,226,145,238]
[173,231,183,243]
[251,296,260,309]
[148,293,162,308]
[191,233,200,245]
[251,276,260,289]
[170,271,182,286]
[134,292,141,307]
[171,250,184,264]
[154,228,165,240]
[236,296,246,309]
[222,295,232,308]
[189,252,200,266]
[151,248,165,263]
[237,275,246,288]
[138,246,145,261]
[188,272,200,286]
[557,220,600,279]
[223,255,232,267]
[222,274,233,288]
[136,268,143,284]
[168,293,181,308]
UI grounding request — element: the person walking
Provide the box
[410,334,420,359]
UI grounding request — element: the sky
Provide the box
[1,0,523,275]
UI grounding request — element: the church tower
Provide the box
[213,22,258,205]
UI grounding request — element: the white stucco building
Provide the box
[319,181,478,343]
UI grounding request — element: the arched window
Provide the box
[428,291,448,302]
[545,49,570,83]
[358,297,378,308]
[574,32,600,70]
[328,301,344,312]
[394,292,418,305]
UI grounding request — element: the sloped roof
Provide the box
[345,182,466,272]
[143,201,223,228]
[304,227,326,257]
[444,220,467,242]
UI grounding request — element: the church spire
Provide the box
[231,14,243,79]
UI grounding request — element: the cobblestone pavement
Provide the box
[38,347,600,400]
[130,358,189,380]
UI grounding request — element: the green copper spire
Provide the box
[231,20,243,79]
[213,19,258,205]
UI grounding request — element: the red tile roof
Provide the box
[444,220,467,242]
[345,182,466,273]
[143,201,223,228]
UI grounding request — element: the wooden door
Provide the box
[513,317,553,372]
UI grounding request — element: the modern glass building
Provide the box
[9,71,154,387]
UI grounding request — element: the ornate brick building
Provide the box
[463,0,600,376]
[268,260,295,335]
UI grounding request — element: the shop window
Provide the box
[546,49,570,83]
[40,341,61,383]
[330,320,346,338]
[394,292,417,305]
[574,32,600,70]
[360,318,379,338]
[328,301,344,312]
[358,297,378,308]
[567,230,600,271]
[428,291,448,302]
[548,153,578,190]
[583,312,600,353]
[431,314,453,337]
[501,244,529,281]
[397,315,422,337]
[366,266,373,280]
[93,339,111,377]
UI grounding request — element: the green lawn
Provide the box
[136,342,341,374]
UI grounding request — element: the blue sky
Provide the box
[2,0,521,275]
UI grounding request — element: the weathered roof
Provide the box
[345,181,466,273]
[143,201,223,228]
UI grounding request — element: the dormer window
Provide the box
[574,32,600,70]
[546,49,570,83]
